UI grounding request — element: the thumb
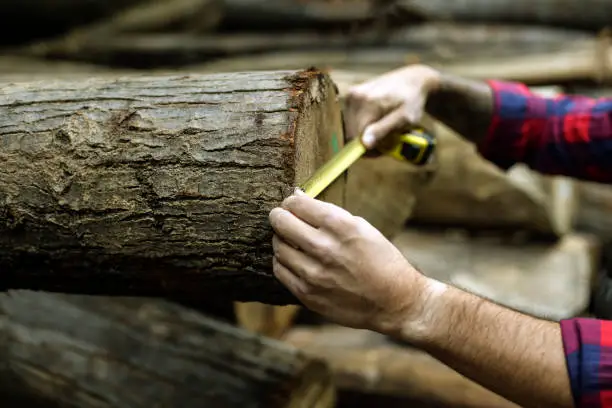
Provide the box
[361,107,407,149]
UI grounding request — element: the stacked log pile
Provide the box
[0,1,611,407]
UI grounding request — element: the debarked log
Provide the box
[0,69,346,304]
[392,228,600,320]
[410,119,579,237]
[0,291,335,408]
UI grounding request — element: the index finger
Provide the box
[282,190,353,232]
[269,207,324,253]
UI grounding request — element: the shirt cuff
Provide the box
[560,318,612,407]
[476,79,547,171]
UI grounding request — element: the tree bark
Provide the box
[283,324,519,408]
[401,0,612,30]
[0,69,346,304]
[0,291,335,408]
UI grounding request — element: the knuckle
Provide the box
[349,216,371,235]
[303,263,324,282]
[313,241,336,265]
[323,208,352,229]
[294,281,312,297]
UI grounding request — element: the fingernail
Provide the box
[362,131,375,148]
[294,187,305,196]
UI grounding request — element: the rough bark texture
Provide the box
[0,291,335,408]
[401,0,612,30]
[392,229,600,320]
[0,70,346,304]
[283,324,519,408]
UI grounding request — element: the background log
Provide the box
[576,181,612,240]
[399,0,612,30]
[0,69,345,304]
[22,0,223,67]
[392,229,600,320]
[283,324,519,408]
[219,0,383,30]
[0,0,145,46]
[0,291,335,408]
[435,37,612,85]
[410,119,578,237]
[19,23,590,69]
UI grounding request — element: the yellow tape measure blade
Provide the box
[301,139,366,198]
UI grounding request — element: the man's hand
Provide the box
[344,64,440,149]
[268,189,430,334]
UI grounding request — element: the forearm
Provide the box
[425,72,494,145]
[396,279,573,408]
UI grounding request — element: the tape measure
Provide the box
[301,129,436,198]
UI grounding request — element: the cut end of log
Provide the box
[286,67,346,205]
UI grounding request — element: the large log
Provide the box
[0,69,346,304]
[0,291,335,408]
[392,228,600,320]
[401,0,612,30]
[283,324,518,408]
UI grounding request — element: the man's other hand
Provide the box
[268,189,430,334]
[344,64,440,149]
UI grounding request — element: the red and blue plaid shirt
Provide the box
[480,80,612,407]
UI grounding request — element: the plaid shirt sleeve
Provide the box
[477,80,612,406]
[561,318,612,407]
[477,80,612,183]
